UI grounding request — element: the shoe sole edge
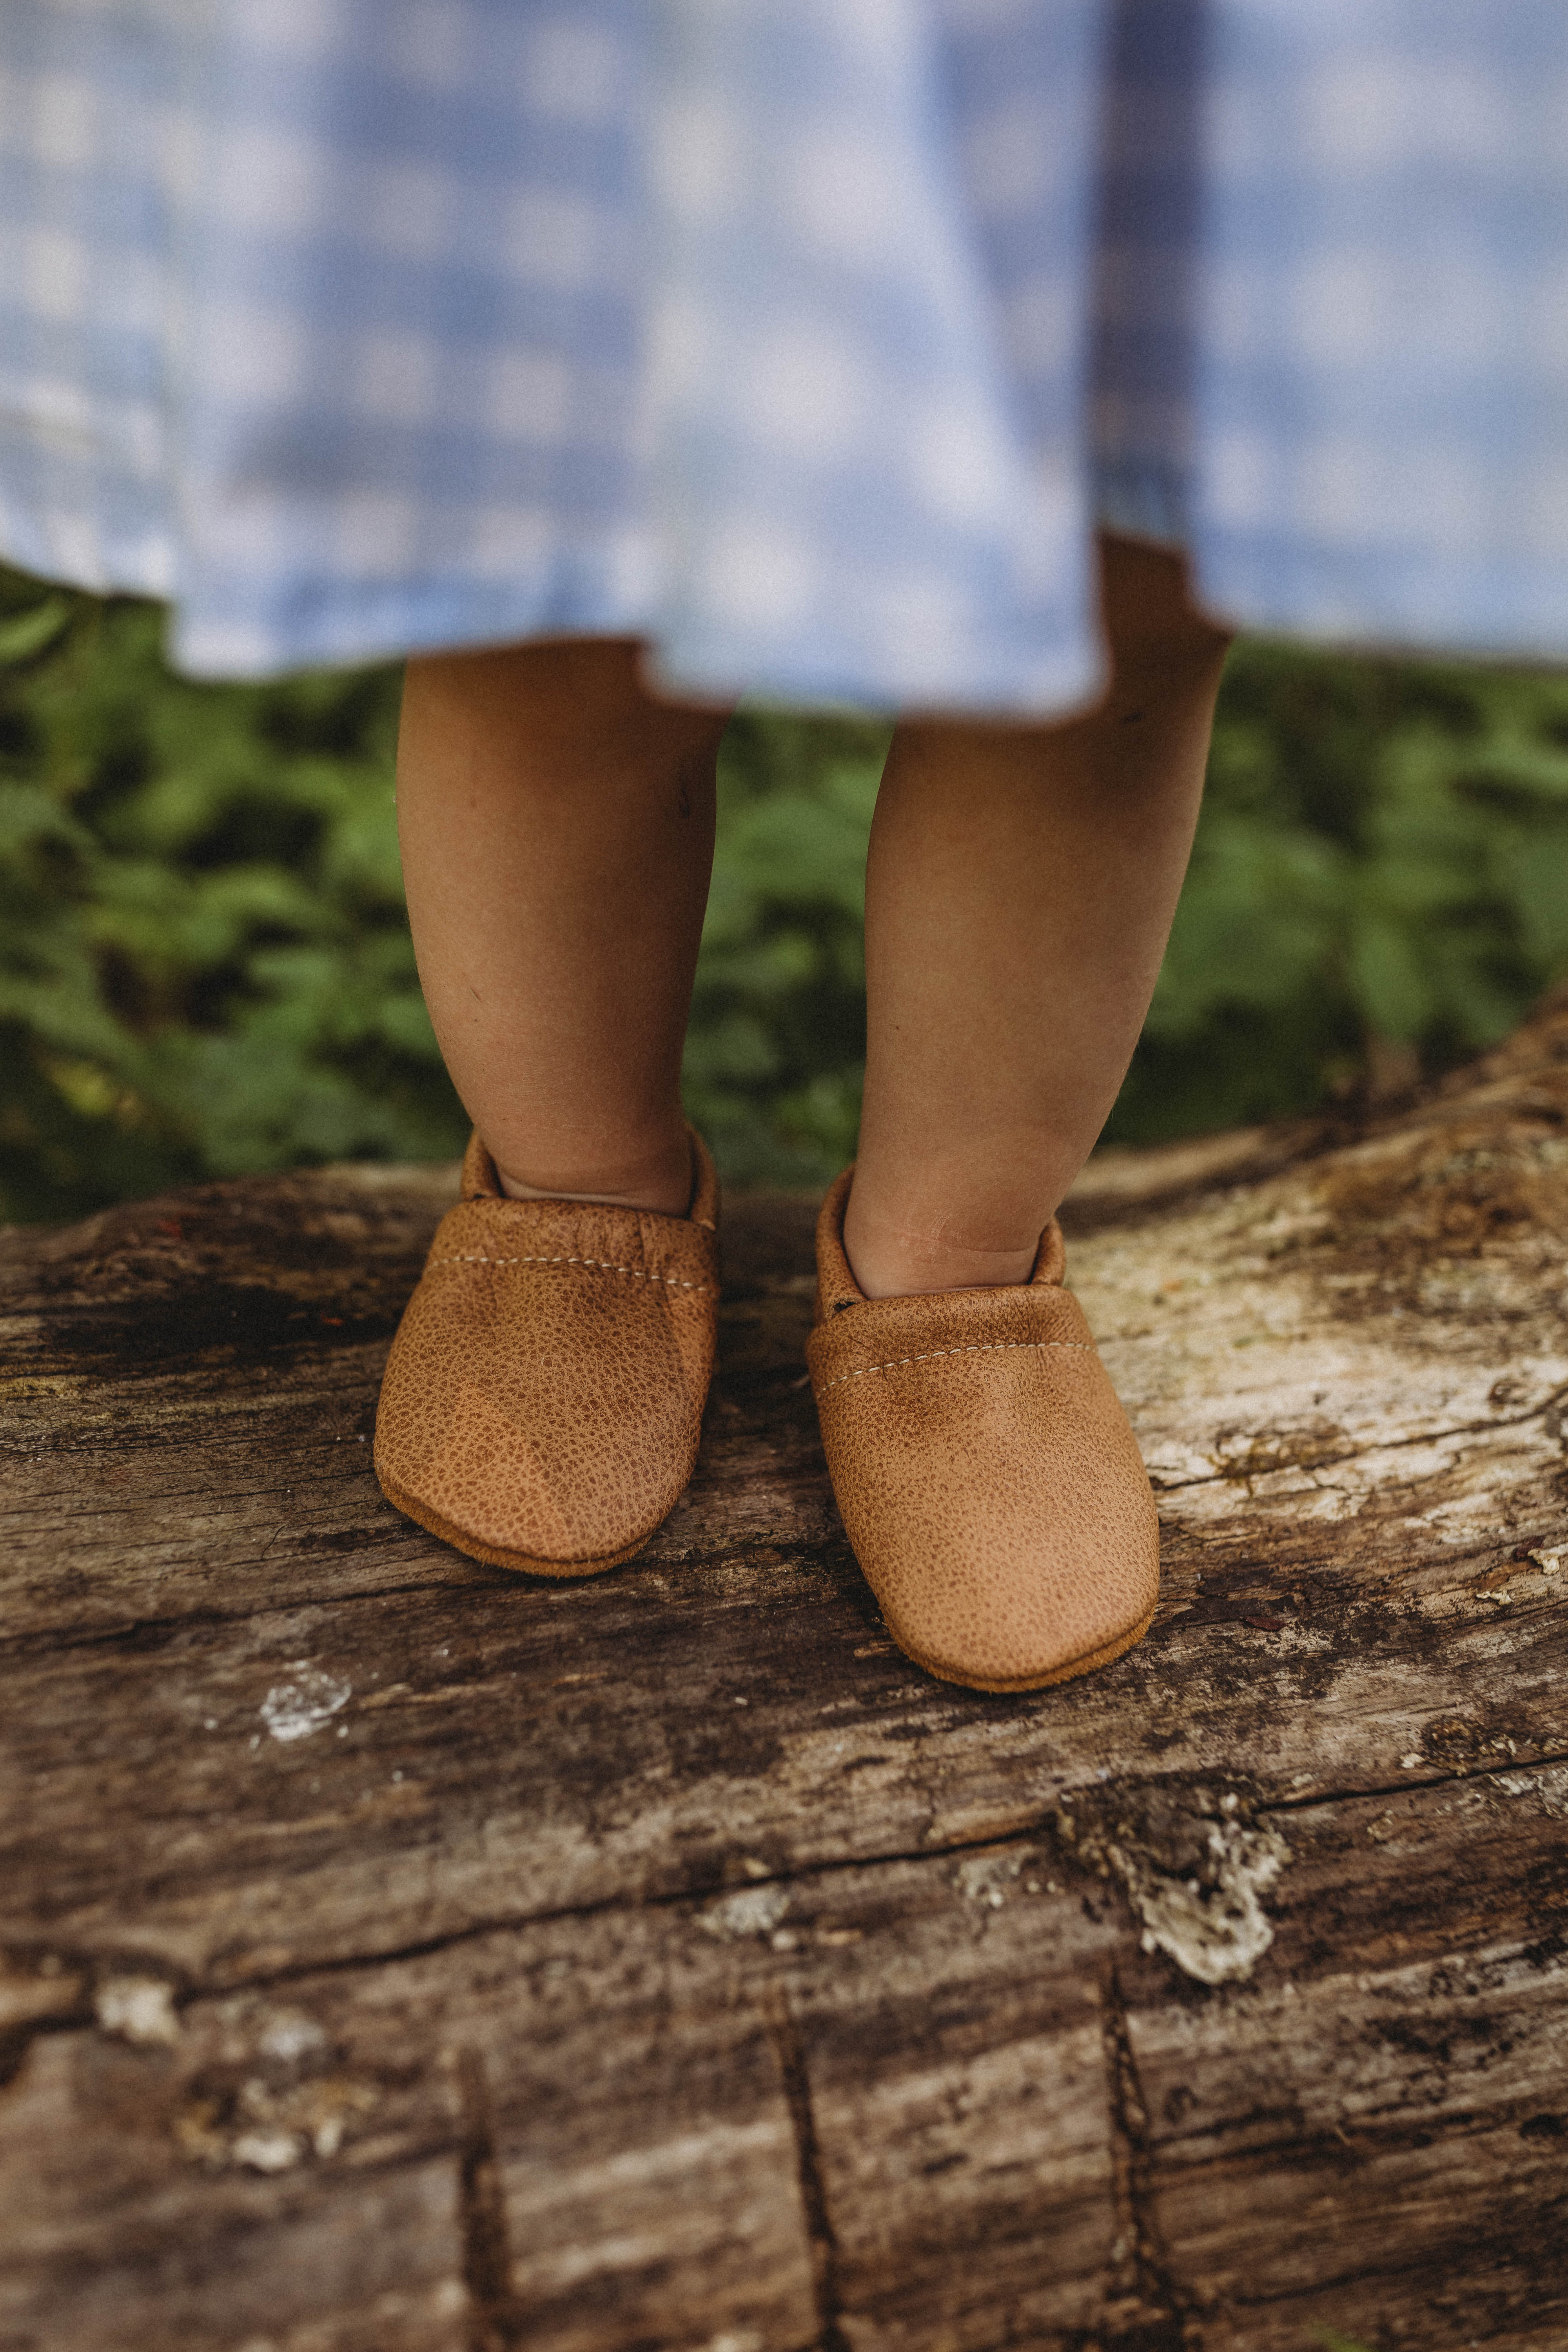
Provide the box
[886,1601,1157,1693]
[376,1470,655,1579]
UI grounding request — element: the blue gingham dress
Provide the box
[2,0,1565,710]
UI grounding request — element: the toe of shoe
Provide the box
[817,1330,1160,1690]
[374,1259,712,1570]
[857,1462,1158,1690]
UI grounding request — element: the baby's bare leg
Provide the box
[397,640,728,1212]
[846,534,1230,1298]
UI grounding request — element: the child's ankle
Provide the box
[490,1130,694,1217]
[841,1192,1040,1299]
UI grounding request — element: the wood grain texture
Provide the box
[4,1004,1568,2352]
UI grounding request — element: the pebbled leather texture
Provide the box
[807,1167,1159,1691]
[374,1128,720,1575]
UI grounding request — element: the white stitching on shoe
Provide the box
[430,1252,711,1293]
[816,1338,1092,1393]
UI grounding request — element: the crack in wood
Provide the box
[18,1739,1552,2011]
[1261,1746,1568,1814]
[764,1988,851,2352]
[6,1748,1553,2152]
[0,1526,813,1664]
[1149,1379,1568,1494]
[457,2045,522,2352]
[1098,1965,1203,2352]
[0,1574,487,1665]
[0,2000,97,2095]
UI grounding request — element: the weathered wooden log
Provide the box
[3,1000,1568,2352]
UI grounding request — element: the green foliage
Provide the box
[3,559,1568,1222]
[1120,646,1568,1139]
[0,569,460,1221]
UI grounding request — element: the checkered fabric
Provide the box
[2,0,1565,703]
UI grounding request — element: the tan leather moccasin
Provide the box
[374,1128,720,1575]
[806,1169,1158,1691]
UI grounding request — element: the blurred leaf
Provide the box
[0,568,465,1219]
[1107,639,1568,1144]
[1346,914,1433,1043]
[0,593,71,667]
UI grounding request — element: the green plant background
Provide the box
[5,562,1568,1224]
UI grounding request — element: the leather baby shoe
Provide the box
[374,1128,720,1575]
[806,1169,1158,1691]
